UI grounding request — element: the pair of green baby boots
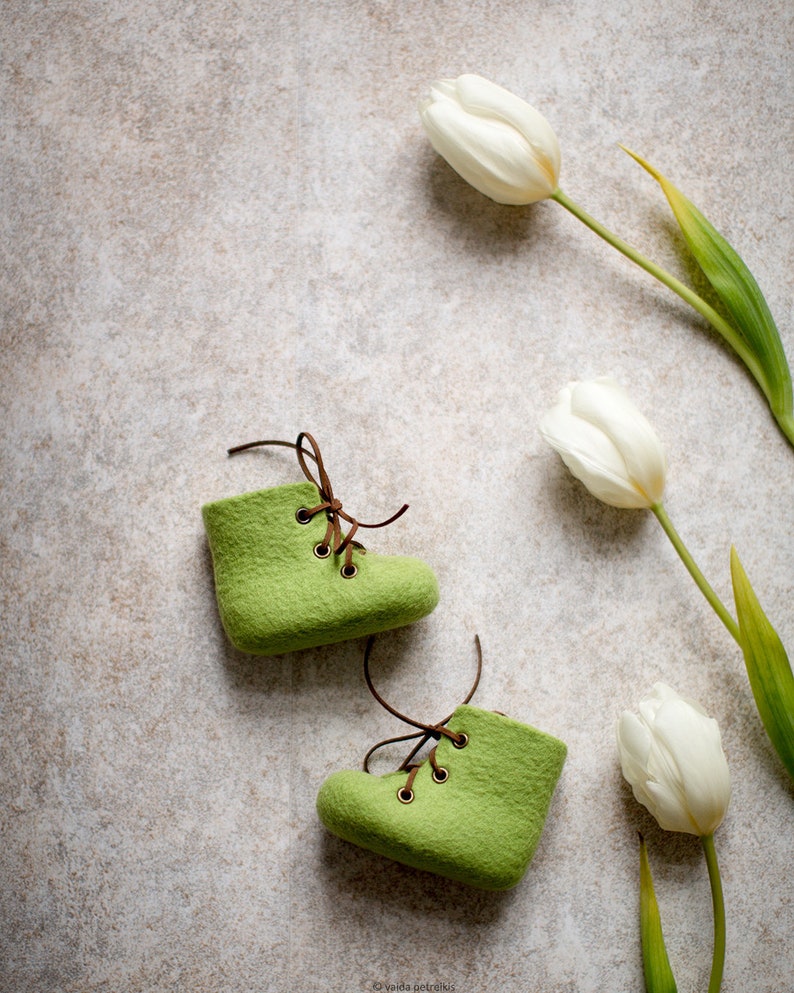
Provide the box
[202,433,566,891]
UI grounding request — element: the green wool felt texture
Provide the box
[316,705,567,890]
[202,481,439,656]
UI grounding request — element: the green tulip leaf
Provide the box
[639,835,678,993]
[622,147,794,443]
[731,546,794,780]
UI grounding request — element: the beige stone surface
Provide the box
[2,2,792,990]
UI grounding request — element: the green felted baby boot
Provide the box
[202,433,439,656]
[316,639,567,890]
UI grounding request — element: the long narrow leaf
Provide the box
[731,546,794,779]
[639,835,678,993]
[622,147,794,437]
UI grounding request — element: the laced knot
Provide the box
[362,635,483,803]
[228,432,409,573]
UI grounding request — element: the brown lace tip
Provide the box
[227,438,307,457]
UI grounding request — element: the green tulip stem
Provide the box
[651,503,741,644]
[701,833,726,993]
[550,188,766,391]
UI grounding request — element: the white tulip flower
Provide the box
[618,682,731,836]
[539,377,666,509]
[419,74,561,205]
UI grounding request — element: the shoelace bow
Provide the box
[362,635,483,802]
[228,432,409,572]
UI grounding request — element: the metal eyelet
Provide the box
[313,543,331,559]
[295,508,312,524]
[340,563,358,579]
[397,787,414,804]
[452,733,468,749]
[432,767,449,784]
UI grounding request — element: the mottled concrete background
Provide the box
[2,2,792,991]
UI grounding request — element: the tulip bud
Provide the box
[617,683,731,837]
[419,74,561,205]
[539,377,666,509]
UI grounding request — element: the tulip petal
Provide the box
[618,714,666,817]
[650,700,730,835]
[423,98,555,205]
[617,712,652,768]
[419,74,560,205]
[644,780,697,834]
[541,405,648,507]
[618,683,730,836]
[539,378,666,509]
[569,379,666,505]
[454,74,561,188]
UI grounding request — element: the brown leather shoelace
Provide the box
[362,635,483,803]
[228,432,409,575]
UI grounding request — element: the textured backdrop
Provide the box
[2,2,792,991]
